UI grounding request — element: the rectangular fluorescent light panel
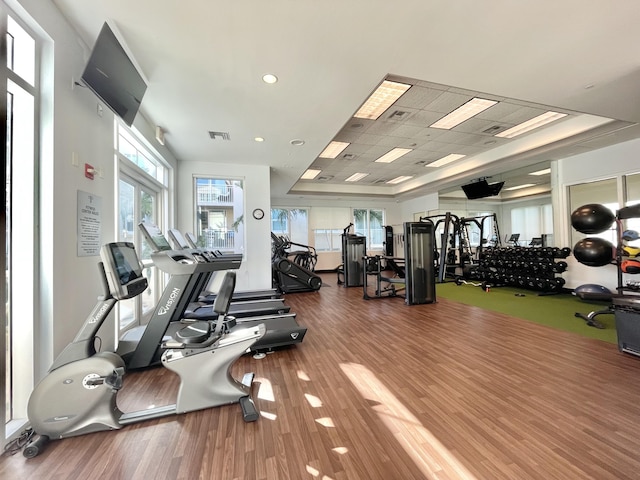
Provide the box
[529,168,551,176]
[301,169,321,180]
[427,153,466,168]
[345,172,369,182]
[354,80,412,120]
[430,97,497,130]
[495,111,568,138]
[504,183,535,191]
[319,141,350,159]
[386,175,413,184]
[375,147,412,163]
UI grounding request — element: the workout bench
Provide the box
[362,255,406,300]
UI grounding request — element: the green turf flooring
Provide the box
[436,281,618,344]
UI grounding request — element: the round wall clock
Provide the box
[252,208,265,220]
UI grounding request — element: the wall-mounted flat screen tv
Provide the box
[461,179,505,199]
[81,22,147,126]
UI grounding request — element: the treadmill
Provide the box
[169,229,281,303]
[131,224,306,357]
[118,222,243,369]
[178,229,307,353]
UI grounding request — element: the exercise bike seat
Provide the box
[175,321,211,344]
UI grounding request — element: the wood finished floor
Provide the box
[3,273,640,479]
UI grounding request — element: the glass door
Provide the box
[117,175,159,332]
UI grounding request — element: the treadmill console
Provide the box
[139,221,173,252]
[100,242,148,300]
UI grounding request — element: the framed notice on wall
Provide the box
[77,190,102,257]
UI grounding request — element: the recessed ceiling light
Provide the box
[254,137,264,142]
[529,168,551,176]
[319,141,349,158]
[426,153,466,168]
[386,175,413,184]
[262,74,278,84]
[301,169,321,180]
[375,147,412,163]
[504,183,536,191]
[354,80,411,120]
[430,98,497,130]
[495,111,567,138]
[290,139,305,146]
[345,172,369,182]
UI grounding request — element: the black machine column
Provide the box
[403,221,436,305]
[384,226,394,256]
[342,233,366,287]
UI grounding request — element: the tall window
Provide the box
[354,208,384,249]
[3,12,38,435]
[624,173,640,234]
[510,204,553,245]
[194,177,244,253]
[271,208,309,246]
[116,123,168,332]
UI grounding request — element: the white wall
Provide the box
[16,0,179,371]
[177,162,272,291]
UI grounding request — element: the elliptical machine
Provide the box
[23,242,265,458]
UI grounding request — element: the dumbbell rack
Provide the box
[473,246,570,293]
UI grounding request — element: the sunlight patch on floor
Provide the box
[340,362,478,480]
[256,376,275,401]
[306,464,335,479]
[305,393,323,407]
[315,417,335,428]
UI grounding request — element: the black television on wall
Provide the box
[461,179,505,200]
[81,22,147,126]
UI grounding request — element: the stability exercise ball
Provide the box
[574,284,612,296]
[573,237,615,267]
[570,204,615,234]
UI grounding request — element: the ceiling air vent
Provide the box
[387,110,410,120]
[342,153,356,160]
[414,160,427,165]
[374,179,387,184]
[208,131,231,140]
[317,175,334,181]
[482,125,507,135]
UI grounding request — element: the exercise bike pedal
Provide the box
[239,396,259,422]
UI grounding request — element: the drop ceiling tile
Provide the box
[453,117,509,135]
[394,86,445,110]
[402,110,446,126]
[365,121,403,136]
[390,124,426,138]
[498,105,553,124]
[424,91,473,114]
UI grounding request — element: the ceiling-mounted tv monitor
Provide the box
[461,179,505,199]
[81,22,147,126]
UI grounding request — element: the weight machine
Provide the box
[362,255,406,300]
[337,224,367,287]
[420,212,501,283]
[404,221,437,305]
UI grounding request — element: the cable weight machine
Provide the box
[337,223,367,287]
